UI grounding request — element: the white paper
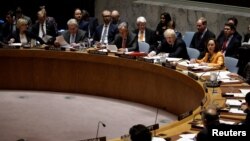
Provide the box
[9,43,22,46]
[225,93,246,97]
[225,99,245,106]
[240,89,250,95]
[166,58,182,62]
[106,45,118,52]
[179,134,196,139]
[229,108,245,114]
[221,79,240,83]
[219,119,235,125]
[152,137,166,141]
[176,138,194,141]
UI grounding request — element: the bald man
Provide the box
[111,10,122,26]
[93,10,118,44]
[196,106,220,141]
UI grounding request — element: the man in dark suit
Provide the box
[241,92,250,126]
[31,8,58,44]
[133,16,157,53]
[196,106,220,141]
[148,29,189,60]
[217,17,242,42]
[113,22,138,52]
[1,10,16,43]
[190,17,215,59]
[81,9,99,38]
[93,10,118,44]
[217,23,241,59]
[55,18,86,45]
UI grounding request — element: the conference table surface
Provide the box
[0,48,247,140]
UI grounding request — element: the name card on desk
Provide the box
[178,110,193,121]
[147,123,159,131]
[115,53,136,60]
[80,136,106,141]
[88,50,108,55]
[44,46,64,51]
[162,61,176,70]
[137,57,154,63]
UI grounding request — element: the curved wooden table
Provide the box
[0,49,205,139]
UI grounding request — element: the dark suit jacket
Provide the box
[243,33,250,42]
[217,34,241,59]
[31,17,58,38]
[93,23,118,43]
[79,17,99,38]
[190,29,215,58]
[62,29,86,44]
[156,38,190,59]
[133,28,157,52]
[217,30,242,42]
[113,32,138,52]
[9,29,45,44]
[1,22,16,43]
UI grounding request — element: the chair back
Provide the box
[224,56,239,73]
[183,31,195,47]
[138,41,150,53]
[187,47,200,59]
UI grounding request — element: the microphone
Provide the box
[199,71,208,82]
[147,108,159,136]
[96,121,106,139]
[205,71,222,88]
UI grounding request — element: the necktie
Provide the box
[41,24,45,37]
[222,38,228,53]
[139,31,144,41]
[101,25,108,44]
[122,38,127,48]
[70,34,75,44]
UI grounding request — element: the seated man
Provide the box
[133,16,157,53]
[56,18,86,46]
[240,92,250,126]
[148,29,189,60]
[31,7,58,44]
[113,22,138,52]
[196,106,220,141]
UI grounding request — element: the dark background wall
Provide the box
[0,0,95,29]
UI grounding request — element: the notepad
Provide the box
[240,89,250,95]
[225,99,245,106]
[229,108,245,114]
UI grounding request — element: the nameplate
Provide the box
[44,46,64,51]
[1,45,21,49]
[80,136,106,141]
[147,123,159,131]
[178,110,193,120]
[187,72,198,80]
[162,61,176,70]
[137,57,154,63]
[88,50,108,55]
[119,54,136,60]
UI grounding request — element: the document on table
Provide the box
[177,133,196,141]
[240,89,250,95]
[219,119,235,125]
[225,99,245,106]
[229,108,245,114]
[224,93,246,97]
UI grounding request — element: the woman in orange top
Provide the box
[193,38,224,69]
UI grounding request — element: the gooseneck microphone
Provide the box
[96,121,106,139]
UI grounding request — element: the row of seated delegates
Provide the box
[113,22,137,52]
[129,124,165,141]
[7,18,44,45]
[93,10,118,45]
[0,7,33,43]
[190,17,216,59]
[31,7,58,45]
[147,29,190,60]
[191,38,225,69]
[217,22,241,59]
[73,8,99,38]
[54,18,86,46]
[133,16,158,53]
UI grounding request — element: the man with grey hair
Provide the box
[133,16,157,53]
[55,18,86,46]
[113,22,138,52]
[190,17,215,58]
[148,29,189,59]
